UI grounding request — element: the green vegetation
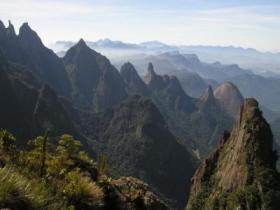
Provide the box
[186,100,280,210]
[0,129,107,210]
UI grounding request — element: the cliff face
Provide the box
[186,98,280,210]
[144,63,195,114]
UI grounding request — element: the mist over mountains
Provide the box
[51,39,280,75]
[1,20,280,210]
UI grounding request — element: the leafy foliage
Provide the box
[0,130,105,210]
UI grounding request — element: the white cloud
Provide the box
[0,1,279,51]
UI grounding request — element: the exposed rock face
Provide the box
[104,177,170,210]
[0,21,71,96]
[75,96,195,209]
[186,98,280,210]
[142,63,233,156]
[214,81,244,118]
[144,63,195,113]
[63,39,127,111]
[120,62,150,97]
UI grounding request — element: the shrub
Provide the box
[0,167,70,210]
[61,170,104,208]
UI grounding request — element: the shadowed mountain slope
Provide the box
[63,39,127,112]
[0,21,71,96]
[69,95,196,209]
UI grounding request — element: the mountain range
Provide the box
[52,39,280,115]
[1,20,280,210]
[50,39,280,74]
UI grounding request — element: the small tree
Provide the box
[20,131,51,176]
[56,134,81,159]
[48,134,82,178]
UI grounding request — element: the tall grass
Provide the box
[0,167,72,210]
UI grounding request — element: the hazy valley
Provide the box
[0,14,280,210]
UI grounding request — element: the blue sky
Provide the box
[1,0,280,52]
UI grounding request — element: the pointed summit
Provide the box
[0,20,5,38]
[186,98,280,210]
[63,39,127,111]
[76,38,88,48]
[201,85,215,102]
[197,85,217,111]
[120,62,149,96]
[19,22,43,46]
[64,38,94,61]
[0,20,5,31]
[144,62,158,86]
[121,62,135,71]
[73,38,93,53]
[148,62,155,74]
[6,20,16,37]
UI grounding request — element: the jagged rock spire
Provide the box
[6,20,16,37]
[144,62,158,85]
[0,20,5,31]
[197,85,217,111]
[19,22,43,46]
[147,62,155,74]
[120,62,150,96]
[186,98,280,210]
[200,86,215,103]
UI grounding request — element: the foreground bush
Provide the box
[0,167,70,210]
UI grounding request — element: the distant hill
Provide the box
[50,39,280,74]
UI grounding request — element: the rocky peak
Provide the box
[18,22,43,47]
[71,38,95,56]
[63,38,97,63]
[120,62,149,96]
[148,62,155,73]
[76,38,88,49]
[200,86,215,103]
[63,39,127,112]
[144,62,157,85]
[0,20,5,33]
[120,62,137,75]
[197,85,217,111]
[214,81,244,118]
[202,86,214,101]
[186,98,280,210]
[144,63,195,113]
[238,98,260,123]
[6,20,16,37]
